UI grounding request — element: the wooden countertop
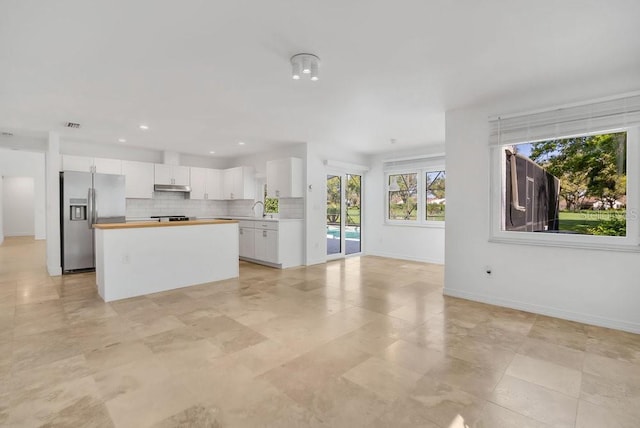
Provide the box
[94,219,238,230]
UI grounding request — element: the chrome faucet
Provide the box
[251,200,265,218]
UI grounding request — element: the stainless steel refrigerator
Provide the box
[60,171,126,272]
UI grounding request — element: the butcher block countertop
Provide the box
[94,219,238,230]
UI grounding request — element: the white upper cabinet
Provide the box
[93,157,122,175]
[189,167,207,199]
[189,167,222,200]
[62,155,94,172]
[154,164,190,186]
[205,168,223,200]
[122,160,154,199]
[266,157,303,198]
[223,166,255,200]
[62,155,122,175]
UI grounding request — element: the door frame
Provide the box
[326,169,363,260]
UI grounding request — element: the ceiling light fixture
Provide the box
[139,124,149,130]
[209,150,216,154]
[291,53,320,81]
[238,141,245,146]
[118,138,126,143]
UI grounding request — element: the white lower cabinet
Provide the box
[237,219,303,268]
[254,225,278,265]
[239,224,256,259]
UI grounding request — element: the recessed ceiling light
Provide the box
[139,124,149,130]
[118,138,126,143]
[209,151,216,154]
[238,141,245,146]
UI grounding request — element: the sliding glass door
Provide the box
[326,173,362,258]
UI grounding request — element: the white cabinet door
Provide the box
[223,167,240,199]
[189,167,207,200]
[266,157,303,198]
[154,164,173,185]
[223,166,255,200]
[122,160,154,199]
[173,166,190,186]
[205,169,223,200]
[255,228,278,264]
[154,164,190,185]
[62,155,94,172]
[263,230,279,264]
[239,226,255,258]
[94,157,122,175]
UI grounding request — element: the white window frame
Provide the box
[385,163,446,228]
[489,102,640,252]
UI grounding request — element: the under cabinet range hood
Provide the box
[154,184,191,193]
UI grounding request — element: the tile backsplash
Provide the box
[126,192,227,218]
[126,192,304,219]
[278,198,304,219]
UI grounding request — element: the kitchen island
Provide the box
[94,219,239,302]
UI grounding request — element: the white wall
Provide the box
[364,146,446,264]
[2,177,35,236]
[45,132,61,275]
[445,91,640,334]
[0,148,46,239]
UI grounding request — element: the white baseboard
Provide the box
[365,250,444,265]
[47,264,62,276]
[444,287,640,334]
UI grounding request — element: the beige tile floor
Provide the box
[1,236,639,427]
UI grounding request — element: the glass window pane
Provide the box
[388,173,417,220]
[426,170,446,221]
[502,132,627,236]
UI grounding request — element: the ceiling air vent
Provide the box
[65,122,81,129]
[1,132,13,137]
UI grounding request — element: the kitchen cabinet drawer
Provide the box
[254,221,278,231]
[238,220,256,228]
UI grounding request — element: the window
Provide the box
[263,184,278,214]
[489,93,640,250]
[426,170,446,221]
[503,132,626,237]
[388,173,417,220]
[384,159,446,225]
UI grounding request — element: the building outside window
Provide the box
[489,93,640,250]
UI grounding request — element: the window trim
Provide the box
[385,165,446,227]
[489,126,640,252]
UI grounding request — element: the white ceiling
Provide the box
[1,0,639,158]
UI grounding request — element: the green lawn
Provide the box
[558,210,625,234]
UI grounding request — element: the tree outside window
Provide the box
[504,132,627,236]
[426,171,445,221]
[264,184,278,214]
[388,173,417,220]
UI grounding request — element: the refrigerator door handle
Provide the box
[87,187,96,228]
[92,188,98,226]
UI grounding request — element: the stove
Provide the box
[150,215,193,222]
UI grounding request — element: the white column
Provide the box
[45,131,61,276]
